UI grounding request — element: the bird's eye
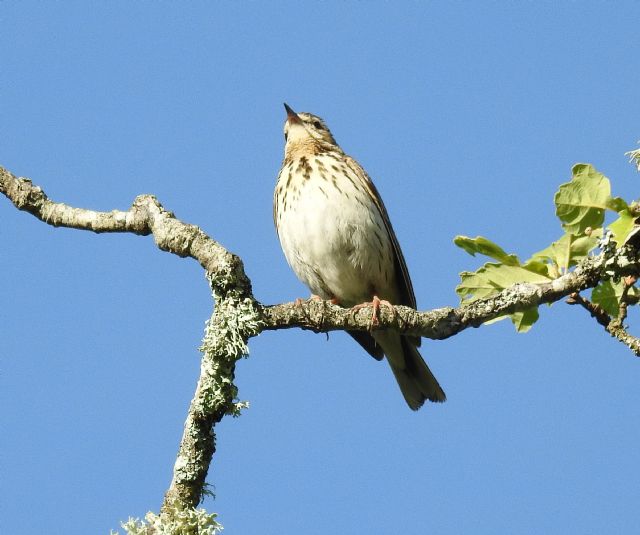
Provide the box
[284,132,288,142]
[313,121,322,130]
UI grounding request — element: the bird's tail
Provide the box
[379,333,446,410]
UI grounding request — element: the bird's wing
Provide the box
[273,164,287,236]
[273,191,280,236]
[343,156,418,311]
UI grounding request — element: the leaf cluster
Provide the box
[455,164,639,331]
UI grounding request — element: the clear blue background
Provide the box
[3,2,640,534]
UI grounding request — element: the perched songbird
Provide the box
[274,103,445,410]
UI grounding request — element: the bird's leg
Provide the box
[351,295,396,328]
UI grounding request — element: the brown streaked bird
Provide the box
[273,103,445,410]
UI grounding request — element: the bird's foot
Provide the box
[351,295,395,329]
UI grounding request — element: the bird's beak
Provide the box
[284,102,302,125]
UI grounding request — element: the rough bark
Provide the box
[3,164,639,518]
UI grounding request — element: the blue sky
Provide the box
[3,2,640,534]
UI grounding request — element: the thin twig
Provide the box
[567,292,640,356]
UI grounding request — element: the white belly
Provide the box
[277,172,396,306]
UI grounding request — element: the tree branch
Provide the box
[567,290,640,357]
[0,166,250,290]
[3,163,640,522]
[259,256,608,340]
[1,165,254,521]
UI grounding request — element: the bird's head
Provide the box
[283,103,337,151]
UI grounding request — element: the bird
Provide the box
[273,103,446,410]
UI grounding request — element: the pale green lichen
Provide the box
[227,399,250,417]
[626,143,640,172]
[200,295,263,360]
[112,275,262,534]
[201,483,216,501]
[112,507,222,535]
[196,273,264,414]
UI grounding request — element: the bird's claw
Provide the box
[351,295,395,329]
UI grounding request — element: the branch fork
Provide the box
[3,164,640,525]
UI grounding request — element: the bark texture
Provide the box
[3,164,639,519]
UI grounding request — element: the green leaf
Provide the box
[453,235,520,266]
[592,280,640,318]
[609,209,637,246]
[510,308,540,333]
[530,231,599,272]
[484,307,539,332]
[521,258,553,278]
[457,262,550,332]
[592,280,622,317]
[457,263,552,302]
[607,196,629,213]
[554,164,611,234]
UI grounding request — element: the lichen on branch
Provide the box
[3,158,640,528]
